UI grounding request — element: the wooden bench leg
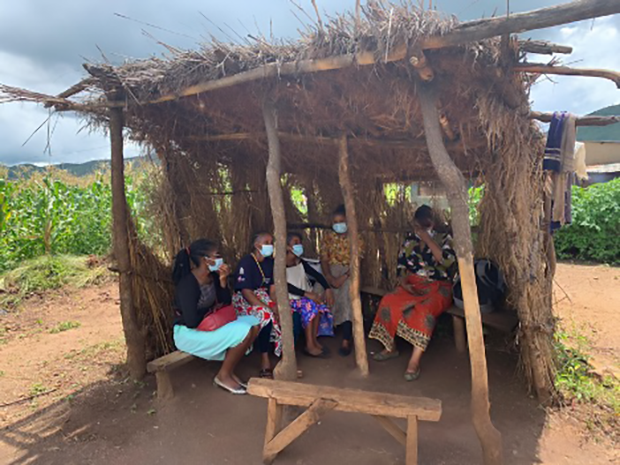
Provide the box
[263,398,283,464]
[452,315,467,353]
[155,371,174,401]
[263,399,337,464]
[406,415,418,465]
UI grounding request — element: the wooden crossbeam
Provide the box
[518,40,572,55]
[530,111,620,126]
[515,63,620,88]
[263,399,337,464]
[421,0,620,49]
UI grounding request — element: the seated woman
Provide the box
[285,232,334,357]
[369,205,456,381]
[320,204,363,356]
[172,239,259,395]
[232,232,285,379]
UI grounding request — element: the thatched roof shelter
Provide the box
[3,1,620,463]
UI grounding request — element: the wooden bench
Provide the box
[146,350,195,400]
[248,378,441,465]
[361,286,519,353]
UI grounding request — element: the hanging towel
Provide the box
[544,112,576,232]
[543,112,567,172]
[574,142,588,181]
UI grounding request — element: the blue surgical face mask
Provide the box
[292,244,304,257]
[260,244,274,257]
[208,257,224,272]
[333,222,348,234]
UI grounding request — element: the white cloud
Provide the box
[529,16,620,114]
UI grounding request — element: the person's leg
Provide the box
[216,325,258,389]
[304,318,322,355]
[406,346,423,374]
[257,322,273,372]
[338,320,353,356]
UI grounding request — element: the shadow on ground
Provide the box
[1,321,548,465]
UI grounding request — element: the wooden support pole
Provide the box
[108,97,147,380]
[263,399,337,463]
[337,135,370,377]
[417,83,503,465]
[514,63,620,88]
[262,100,298,382]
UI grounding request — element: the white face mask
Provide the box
[260,244,274,257]
[333,222,348,234]
[208,258,224,272]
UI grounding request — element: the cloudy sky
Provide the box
[1,0,619,166]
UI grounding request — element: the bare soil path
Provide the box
[0,264,618,465]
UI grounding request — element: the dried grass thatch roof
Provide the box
[1,1,539,184]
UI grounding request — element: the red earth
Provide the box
[0,263,618,465]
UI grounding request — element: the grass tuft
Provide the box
[0,255,109,309]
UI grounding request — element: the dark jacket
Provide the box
[173,272,232,328]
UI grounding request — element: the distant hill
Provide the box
[577,104,620,142]
[3,156,151,180]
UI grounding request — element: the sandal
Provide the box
[303,348,331,359]
[403,368,421,382]
[213,377,247,395]
[259,369,274,379]
[372,350,400,362]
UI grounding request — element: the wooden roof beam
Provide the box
[518,40,573,55]
[421,0,620,49]
[530,111,620,126]
[515,62,620,88]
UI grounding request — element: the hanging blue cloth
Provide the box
[543,111,567,173]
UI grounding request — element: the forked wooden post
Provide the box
[417,84,503,465]
[262,100,298,381]
[107,93,146,380]
[337,135,370,377]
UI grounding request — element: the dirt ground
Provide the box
[0,264,618,465]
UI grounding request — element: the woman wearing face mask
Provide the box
[285,232,334,357]
[233,232,283,378]
[172,239,259,395]
[320,204,363,357]
[369,205,456,381]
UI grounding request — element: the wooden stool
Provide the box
[146,350,195,400]
[248,378,442,465]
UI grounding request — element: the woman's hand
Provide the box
[218,263,231,286]
[271,302,280,324]
[305,291,324,305]
[333,272,350,289]
[325,288,335,307]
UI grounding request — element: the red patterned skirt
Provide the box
[369,274,452,352]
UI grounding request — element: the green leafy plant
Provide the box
[554,178,620,264]
[554,330,620,433]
